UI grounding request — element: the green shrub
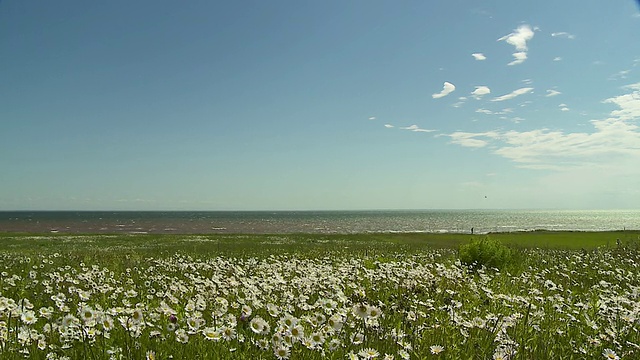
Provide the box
[459,237,513,270]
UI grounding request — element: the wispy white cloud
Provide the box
[546,90,561,97]
[521,79,533,85]
[400,125,435,133]
[498,25,534,51]
[452,102,465,108]
[368,116,376,120]
[472,53,487,61]
[498,24,535,65]
[471,86,491,99]
[452,97,467,108]
[623,82,640,90]
[553,57,562,61]
[491,87,533,102]
[493,121,640,169]
[508,51,528,66]
[551,32,576,39]
[477,108,514,116]
[608,69,631,81]
[449,131,499,148]
[384,124,394,128]
[604,88,640,120]
[432,82,456,99]
[446,84,640,170]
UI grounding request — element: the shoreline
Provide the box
[1,230,638,251]
[0,228,637,236]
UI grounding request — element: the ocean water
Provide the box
[0,210,638,234]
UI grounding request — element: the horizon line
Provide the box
[1,208,638,212]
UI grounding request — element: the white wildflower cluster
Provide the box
[0,245,637,358]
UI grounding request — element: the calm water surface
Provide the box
[0,210,638,234]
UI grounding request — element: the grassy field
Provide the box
[1,230,638,255]
[0,231,638,359]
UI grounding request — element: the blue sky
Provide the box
[1,0,639,210]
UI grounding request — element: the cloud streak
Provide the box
[449,131,499,148]
[608,70,631,81]
[476,108,514,115]
[400,125,435,133]
[432,82,456,99]
[472,53,486,61]
[508,52,527,66]
[491,87,533,102]
[551,32,576,39]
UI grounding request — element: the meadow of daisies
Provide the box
[0,232,639,360]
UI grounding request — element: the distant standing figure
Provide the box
[471,227,474,235]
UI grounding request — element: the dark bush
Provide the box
[459,237,513,270]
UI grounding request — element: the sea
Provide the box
[0,210,638,234]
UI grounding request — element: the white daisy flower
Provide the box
[602,349,619,360]
[430,345,444,355]
[359,347,380,359]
